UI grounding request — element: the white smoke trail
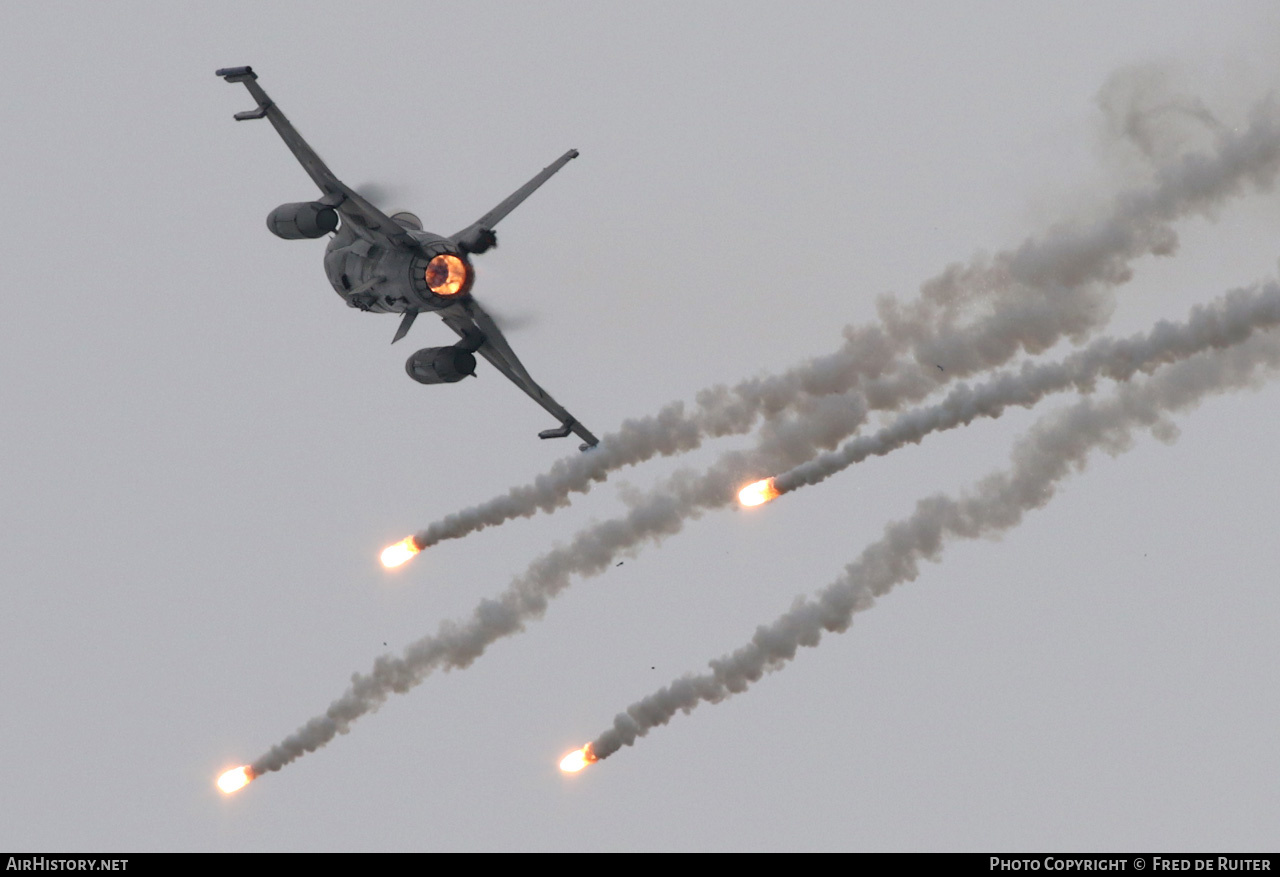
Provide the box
[251,279,1280,775]
[585,330,1280,761]
[772,279,1280,494]
[1095,63,1229,166]
[410,88,1280,552]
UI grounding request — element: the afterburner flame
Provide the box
[425,254,469,296]
[737,478,780,507]
[559,744,598,773]
[217,765,254,794]
[381,536,421,568]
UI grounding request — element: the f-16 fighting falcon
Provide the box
[216,66,599,449]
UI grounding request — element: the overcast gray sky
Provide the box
[3,1,1279,852]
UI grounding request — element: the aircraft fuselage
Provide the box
[323,224,474,315]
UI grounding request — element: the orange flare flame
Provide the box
[381,536,421,568]
[217,765,254,794]
[737,478,780,507]
[559,744,598,773]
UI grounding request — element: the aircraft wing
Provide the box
[215,67,418,251]
[438,299,600,449]
[450,150,579,253]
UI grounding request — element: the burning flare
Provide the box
[381,536,421,569]
[559,744,598,773]
[217,765,254,794]
[737,477,780,507]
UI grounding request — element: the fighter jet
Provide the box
[215,66,598,448]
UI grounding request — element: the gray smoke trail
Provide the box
[251,279,1280,776]
[254,449,763,774]
[410,88,1280,552]
[771,278,1280,494]
[586,330,1280,761]
[1096,63,1228,165]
